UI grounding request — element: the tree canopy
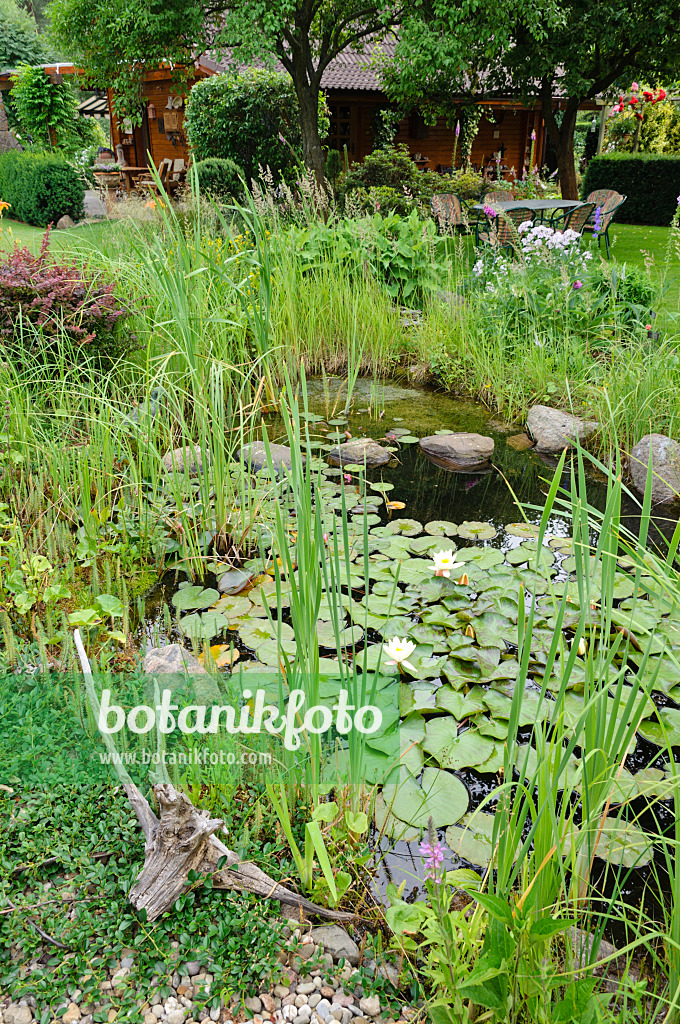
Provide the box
[0,0,49,68]
[384,0,680,197]
[48,0,403,177]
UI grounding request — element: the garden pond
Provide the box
[136,379,680,923]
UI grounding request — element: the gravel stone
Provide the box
[294,996,308,1008]
[245,998,263,1013]
[62,1005,81,1024]
[308,996,321,1009]
[359,998,381,1018]
[297,983,316,996]
[315,1000,331,1022]
[166,1012,186,1024]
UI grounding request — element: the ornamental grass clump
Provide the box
[0,228,130,367]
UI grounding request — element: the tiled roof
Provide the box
[199,40,395,94]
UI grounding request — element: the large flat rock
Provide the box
[526,405,598,454]
[328,438,390,468]
[419,432,494,469]
[239,441,300,476]
[630,433,680,505]
[143,643,220,702]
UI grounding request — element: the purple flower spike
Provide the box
[455,122,460,137]
[531,130,536,141]
[573,280,583,290]
[593,205,603,237]
[483,204,497,218]
[420,838,446,883]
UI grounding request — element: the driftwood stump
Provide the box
[128,783,354,923]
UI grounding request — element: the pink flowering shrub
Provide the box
[0,229,130,366]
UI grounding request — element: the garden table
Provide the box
[119,167,150,194]
[472,198,583,223]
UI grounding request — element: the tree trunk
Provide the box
[295,79,325,184]
[541,83,580,200]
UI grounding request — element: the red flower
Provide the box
[657,88,667,101]
[629,96,638,105]
[642,90,653,101]
[634,111,643,120]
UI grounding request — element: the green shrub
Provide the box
[340,144,421,193]
[185,70,304,181]
[194,157,244,199]
[352,185,420,217]
[0,150,84,226]
[581,154,680,225]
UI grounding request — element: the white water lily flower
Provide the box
[383,637,417,672]
[431,549,464,578]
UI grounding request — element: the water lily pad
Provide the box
[370,481,395,493]
[593,817,654,868]
[173,586,220,611]
[505,523,541,539]
[255,637,298,664]
[316,621,364,647]
[424,520,459,537]
[423,719,497,771]
[637,707,680,747]
[385,766,469,829]
[216,568,252,594]
[212,595,252,618]
[384,519,423,537]
[179,611,230,638]
[374,792,420,842]
[458,521,497,540]
[445,812,499,867]
[239,620,295,649]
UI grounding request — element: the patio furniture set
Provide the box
[431,188,626,259]
[93,152,188,203]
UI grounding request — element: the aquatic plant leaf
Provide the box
[423,719,497,771]
[458,521,497,540]
[637,707,680,746]
[445,812,499,867]
[255,637,298,664]
[239,620,295,649]
[373,792,420,842]
[504,523,541,539]
[212,595,252,618]
[179,611,230,638]
[173,586,220,611]
[316,621,364,647]
[385,518,423,537]
[400,680,439,714]
[386,766,469,829]
[434,685,485,718]
[424,520,459,537]
[594,817,653,868]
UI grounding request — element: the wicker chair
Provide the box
[431,193,468,234]
[477,206,532,254]
[552,202,597,237]
[483,189,515,202]
[582,190,627,258]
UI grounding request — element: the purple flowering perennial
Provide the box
[593,205,603,238]
[420,838,445,882]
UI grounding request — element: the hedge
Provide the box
[581,154,680,226]
[0,150,85,227]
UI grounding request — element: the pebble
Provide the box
[152,1007,164,1017]
[274,986,290,999]
[62,1004,81,1024]
[359,998,381,1017]
[294,995,308,1008]
[144,1015,158,1024]
[315,1000,331,1022]
[209,1009,220,1022]
[308,995,321,1009]
[261,995,276,1013]
[281,1009,296,1022]
[297,983,316,996]
[186,962,201,977]
[120,957,134,970]
[245,998,263,1014]
[166,1012,186,1024]
[320,988,335,998]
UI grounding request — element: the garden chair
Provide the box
[483,189,515,202]
[136,158,172,194]
[431,193,469,234]
[551,201,597,238]
[477,206,532,255]
[582,190,627,258]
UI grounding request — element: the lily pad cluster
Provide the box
[169,449,680,871]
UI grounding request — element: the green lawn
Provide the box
[0,217,117,256]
